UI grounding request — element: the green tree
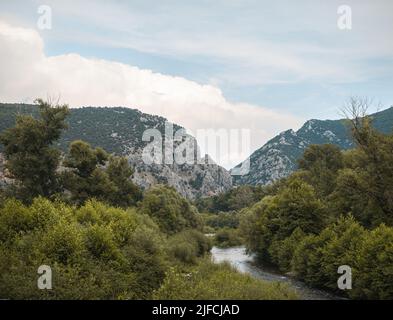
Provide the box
[196,185,267,213]
[61,140,115,205]
[298,144,344,197]
[353,224,393,299]
[239,196,277,262]
[139,185,202,234]
[268,227,306,272]
[61,140,141,207]
[0,99,69,201]
[266,178,327,240]
[63,140,108,178]
[106,156,142,207]
[339,97,393,226]
[240,178,327,265]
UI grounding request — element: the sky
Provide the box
[0,0,392,168]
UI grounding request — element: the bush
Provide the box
[167,230,211,265]
[268,227,306,272]
[139,185,202,234]
[153,260,298,300]
[291,216,364,289]
[214,228,243,248]
[0,198,33,242]
[239,197,274,262]
[41,220,84,264]
[0,198,167,299]
[353,224,393,299]
[291,216,393,299]
[84,224,124,264]
[319,216,366,292]
[201,211,239,230]
[240,178,327,264]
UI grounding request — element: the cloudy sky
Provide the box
[0,0,392,168]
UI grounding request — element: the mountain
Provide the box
[232,107,393,186]
[0,103,232,199]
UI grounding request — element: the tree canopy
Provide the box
[0,99,69,201]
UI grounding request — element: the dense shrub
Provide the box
[201,211,239,230]
[196,185,268,213]
[214,228,243,248]
[268,227,306,272]
[241,186,393,299]
[153,260,298,300]
[291,216,393,298]
[61,141,141,207]
[167,230,211,264]
[139,185,202,234]
[291,216,366,289]
[0,198,167,299]
[352,224,393,299]
[240,178,327,263]
[239,197,272,262]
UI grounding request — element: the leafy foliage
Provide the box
[61,140,141,207]
[0,100,308,301]
[214,228,243,248]
[139,185,202,234]
[0,198,167,299]
[153,260,298,300]
[201,211,240,230]
[240,107,393,298]
[196,185,267,213]
[298,144,344,196]
[0,100,69,201]
[166,230,212,265]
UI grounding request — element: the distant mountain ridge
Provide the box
[0,103,232,199]
[2,103,393,195]
[232,106,393,186]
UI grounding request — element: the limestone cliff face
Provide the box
[131,158,232,200]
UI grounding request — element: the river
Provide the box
[211,246,343,300]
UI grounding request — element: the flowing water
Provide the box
[211,246,344,300]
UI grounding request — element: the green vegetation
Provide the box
[166,230,212,265]
[0,103,182,155]
[240,101,393,299]
[139,185,202,234]
[0,100,297,300]
[154,260,297,300]
[2,98,392,300]
[214,228,243,248]
[290,216,393,299]
[0,100,69,201]
[0,198,166,299]
[0,195,296,300]
[61,140,141,207]
[196,185,267,213]
[197,187,271,248]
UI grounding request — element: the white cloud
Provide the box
[27,0,393,87]
[0,20,303,168]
